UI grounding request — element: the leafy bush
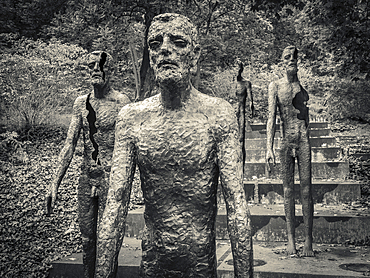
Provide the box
[0,38,88,132]
[326,79,370,123]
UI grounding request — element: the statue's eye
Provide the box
[173,39,187,48]
[284,54,291,60]
[88,63,95,69]
[149,40,161,50]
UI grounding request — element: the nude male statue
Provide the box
[235,62,254,170]
[96,13,253,278]
[266,46,314,257]
[45,51,131,278]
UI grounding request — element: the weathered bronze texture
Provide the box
[266,46,314,257]
[235,62,254,171]
[96,14,253,278]
[46,51,131,278]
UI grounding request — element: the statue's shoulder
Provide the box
[110,89,132,105]
[195,90,234,117]
[73,94,89,108]
[117,94,161,119]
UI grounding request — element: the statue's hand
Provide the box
[46,187,57,216]
[250,104,255,117]
[266,149,276,173]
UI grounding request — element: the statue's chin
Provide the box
[286,67,298,75]
[155,68,189,88]
[90,77,106,87]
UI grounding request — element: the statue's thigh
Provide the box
[297,139,311,183]
[78,174,99,236]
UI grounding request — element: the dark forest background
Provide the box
[1,0,370,132]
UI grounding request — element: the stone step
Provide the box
[242,180,361,205]
[245,128,330,139]
[245,137,337,149]
[250,122,330,131]
[216,205,370,244]
[122,205,370,244]
[49,237,369,278]
[245,147,342,163]
[243,161,349,180]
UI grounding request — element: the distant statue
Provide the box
[45,51,131,278]
[96,13,253,278]
[266,46,314,257]
[235,62,254,170]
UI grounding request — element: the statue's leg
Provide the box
[280,142,297,255]
[297,137,314,257]
[95,170,120,277]
[78,174,98,278]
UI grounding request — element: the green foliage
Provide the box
[0,0,68,38]
[0,38,88,132]
[295,0,370,77]
[326,79,370,122]
[0,131,29,164]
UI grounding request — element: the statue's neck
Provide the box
[93,82,110,99]
[285,72,299,83]
[160,80,192,110]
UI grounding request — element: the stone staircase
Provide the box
[242,120,361,204]
[239,120,369,243]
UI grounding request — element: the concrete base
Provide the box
[49,238,370,278]
[124,205,370,244]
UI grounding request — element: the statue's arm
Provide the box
[96,108,136,278]
[246,81,254,117]
[46,98,82,213]
[218,106,253,277]
[266,82,277,164]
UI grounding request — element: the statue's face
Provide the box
[148,18,199,84]
[87,51,110,87]
[282,47,298,74]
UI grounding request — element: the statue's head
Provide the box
[148,13,200,85]
[281,45,298,75]
[86,51,113,87]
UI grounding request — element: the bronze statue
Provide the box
[45,51,131,278]
[236,62,254,170]
[266,46,314,257]
[96,13,253,278]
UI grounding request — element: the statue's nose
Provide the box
[93,62,100,71]
[159,36,172,55]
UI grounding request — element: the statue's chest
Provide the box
[136,113,215,168]
[277,83,301,107]
[81,99,121,145]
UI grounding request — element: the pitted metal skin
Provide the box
[47,50,131,278]
[266,46,314,257]
[96,88,253,278]
[96,12,252,278]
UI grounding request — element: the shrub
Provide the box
[0,38,88,132]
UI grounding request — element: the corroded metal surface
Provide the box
[96,14,252,278]
[46,51,131,278]
[234,63,254,171]
[266,46,314,257]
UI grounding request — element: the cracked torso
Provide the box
[75,90,130,178]
[275,80,309,140]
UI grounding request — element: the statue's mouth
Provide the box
[158,60,178,69]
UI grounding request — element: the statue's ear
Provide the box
[191,45,201,68]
